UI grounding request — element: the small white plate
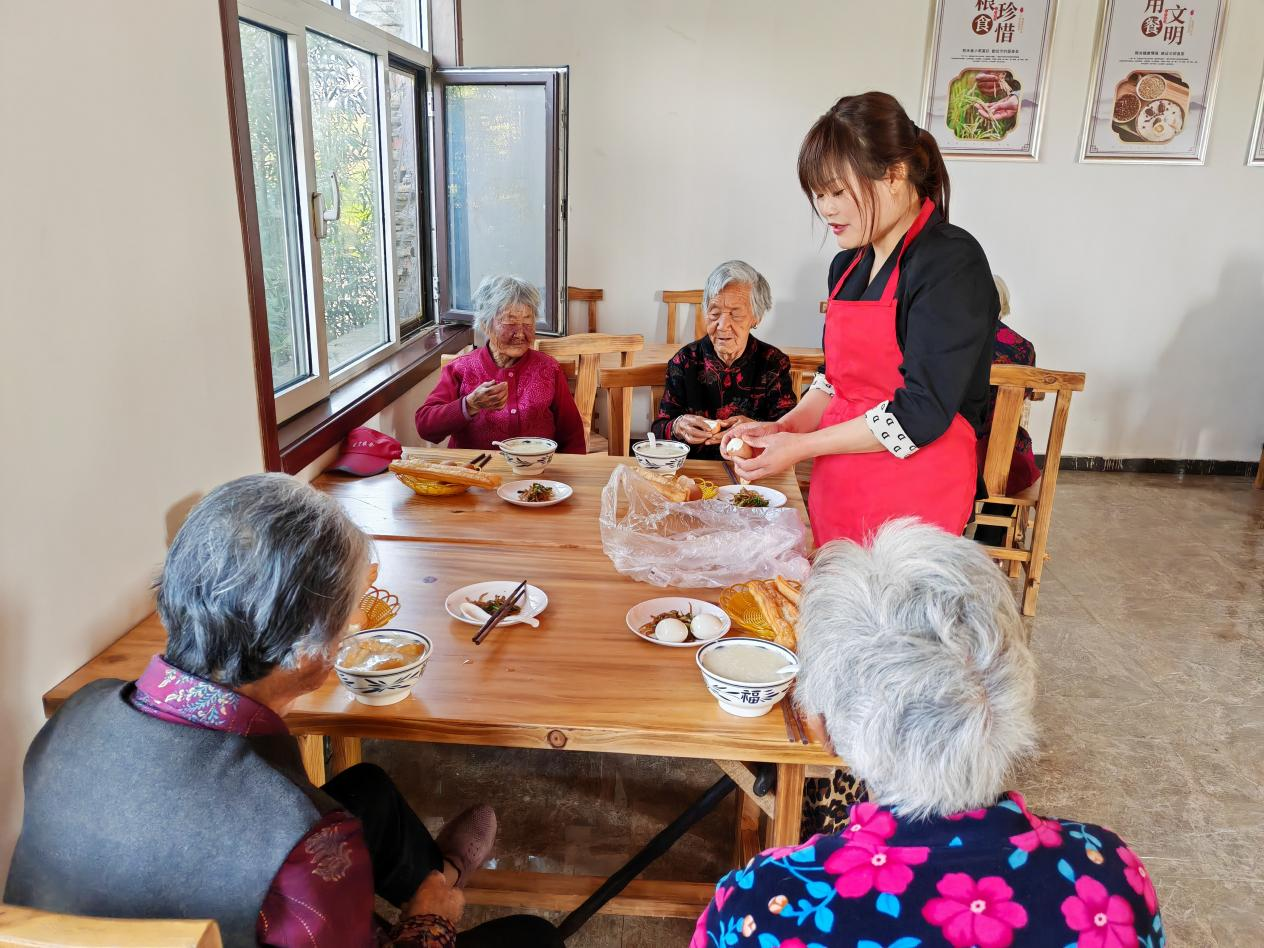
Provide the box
[497,479,573,508]
[716,484,787,509]
[445,581,549,626]
[626,597,732,648]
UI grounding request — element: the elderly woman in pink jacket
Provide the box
[415,275,587,453]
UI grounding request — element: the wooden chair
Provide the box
[662,290,705,344]
[537,334,644,454]
[598,362,669,456]
[566,286,603,333]
[0,905,220,947]
[974,365,1086,617]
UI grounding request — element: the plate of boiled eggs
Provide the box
[626,597,731,648]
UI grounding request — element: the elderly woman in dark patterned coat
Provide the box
[5,474,561,948]
[650,260,797,460]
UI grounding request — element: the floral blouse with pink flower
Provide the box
[693,792,1162,948]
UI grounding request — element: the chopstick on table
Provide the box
[472,580,528,645]
[721,460,739,485]
[781,691,810,745]
[468,453,492,469]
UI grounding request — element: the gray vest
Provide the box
[4,679,340,948]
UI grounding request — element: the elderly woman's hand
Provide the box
[705,415,754,445]
[672,414,720,445]
[405,871,466,925]
[465,380,508,414]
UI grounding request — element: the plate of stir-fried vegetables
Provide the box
[497,479,573,508]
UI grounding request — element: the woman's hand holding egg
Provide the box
[732,430,805,482]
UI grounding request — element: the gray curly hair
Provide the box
[472,274,541,336]
[794,519,1037,819]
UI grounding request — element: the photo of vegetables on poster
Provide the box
[921,0,1058,159]
[1081,0,1228,163]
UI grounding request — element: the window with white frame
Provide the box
[237,0,566,423]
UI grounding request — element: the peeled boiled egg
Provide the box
[690,613,726,640]
[654,617,690,642]
[725,437,754,460]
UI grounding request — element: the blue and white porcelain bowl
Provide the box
[334,628,432,706]
[632,439,689,473]
[695,638,799,717]
[494,437,557,475]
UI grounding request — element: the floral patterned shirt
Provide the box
[651,335,797,460]
[694,792,1162,948]
[129,655,455,948]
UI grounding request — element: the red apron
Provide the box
[807,199,978,546]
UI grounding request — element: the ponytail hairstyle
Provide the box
[797,91,950,241]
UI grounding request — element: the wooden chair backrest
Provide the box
[598,362,670,456]
[662,290,704,344]
[979,365,1084,500]
[566,286,604,334]
[536,333,644,432]
[0,905,221,948]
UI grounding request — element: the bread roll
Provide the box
[389,459,502,489]
[630,465,690,502]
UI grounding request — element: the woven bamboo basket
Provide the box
[356,586,401,630]
[393,472,470,497]
[717,584,776,641]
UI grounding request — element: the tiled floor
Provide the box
[368,472,1264,946]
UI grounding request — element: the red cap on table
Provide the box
[328,427,402,476]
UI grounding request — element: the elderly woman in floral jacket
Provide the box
[695,521,1162,948]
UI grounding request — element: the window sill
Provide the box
[277,323,473,474]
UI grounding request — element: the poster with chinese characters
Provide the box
[1081,0,1228,163]
[921,0,1059,159]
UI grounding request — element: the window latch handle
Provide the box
[312,171,341,240]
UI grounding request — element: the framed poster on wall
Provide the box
[1080,0,1229,164]
[920,0,1059,159]
[1251,69,1264,165]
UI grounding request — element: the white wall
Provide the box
[461,0,1264,460]
[0,3,264,879]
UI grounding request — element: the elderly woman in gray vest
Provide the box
[5,474,561,948]
[695,521,1161,947]
[650,260,798,460]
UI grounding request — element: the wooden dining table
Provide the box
[43,449,837,920]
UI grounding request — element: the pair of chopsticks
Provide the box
[781,690,809,745]
[721,459,739,485]
[472,580,528,645]
[467,453,493,469]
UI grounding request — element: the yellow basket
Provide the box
[718,584,776,641]
[357,586,401,630]
[393,472,470,497]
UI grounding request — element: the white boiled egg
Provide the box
[654,617,690,642]
[690,613,726,640]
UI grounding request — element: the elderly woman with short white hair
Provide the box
[694,521,1162,948]
[650,260,796,459]
[416,274,587,453]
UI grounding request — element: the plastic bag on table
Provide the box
[598,463,810,588]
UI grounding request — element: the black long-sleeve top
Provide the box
[822,208,998,447]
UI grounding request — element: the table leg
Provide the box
[329,736,362,777]
[733,790,762,869]
[768,763,805,848]
[297,734,326,785]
